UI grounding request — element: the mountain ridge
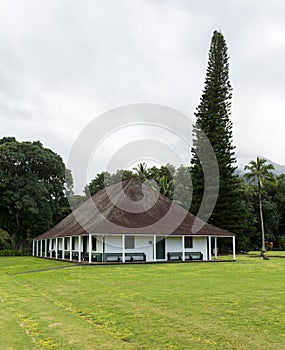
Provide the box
[236,157,285,177]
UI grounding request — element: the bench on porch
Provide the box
[104,252,146,262]
[167,252,182,261]
[104,253,122,262]
[82,252,102,262]
[167,252,203,261]
[125,253,146,262]
[64,251,70,259]
[72,251,80,260]
[188,252,203,260]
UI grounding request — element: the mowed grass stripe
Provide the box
[0,269,138,349]
[0,256,285,350]
[0,291,37,350]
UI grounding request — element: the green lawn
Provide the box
[0,256,284,350]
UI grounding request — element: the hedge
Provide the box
[0,249,31,256]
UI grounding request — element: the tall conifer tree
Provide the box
[191,31,247,235]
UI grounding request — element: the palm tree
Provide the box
[158,175,174,199]
[133,162,149,181]
[244,157,277,252]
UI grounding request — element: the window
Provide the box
[92,236,97,251]
[72,237,76,250]
[125,235,135,249]
[184,236,193,248]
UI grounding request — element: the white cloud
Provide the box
[1,0,285,192]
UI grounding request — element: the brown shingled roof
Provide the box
[35,177,234,239]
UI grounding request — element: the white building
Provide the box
[33,178,236,263]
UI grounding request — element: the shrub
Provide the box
[278,236,285,250]
[0,249,31,256]
[0,229,11,250]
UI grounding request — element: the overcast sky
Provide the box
[1,0,285,191]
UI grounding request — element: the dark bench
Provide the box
[72,251,80,260]
[104,253,122,262]
[64,251,70,259]
[167,252,203,261]
[188,252,203,260]
[82,252,102,262]
[168,252,183,261]
[125,253,146,262]
[104,252,146,262]
[70,252,87,261]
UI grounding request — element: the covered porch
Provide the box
[32,234,236,263]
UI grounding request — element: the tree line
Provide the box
[0,137,283,253]
[83,160,284,252]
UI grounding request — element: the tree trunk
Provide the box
[258,190,266,252]
[12,209,21,250]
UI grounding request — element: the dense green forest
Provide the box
[0,137,71,252]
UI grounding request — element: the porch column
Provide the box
[78,236,81,262]
[88,234,92,264]
[39,240,42,257]
[153,235,156,262]
[208,236,212,261]
[214,237,218,259]
[122,235,125,263]
[102,234,105,262]
[233,236,236,261]
[32,240,35,256]
[36,240,39,257]
[49,239,52,258]
[69,236,72,261]
[55,238,58,259]
[45,239,47,258]
[182,236,185,261]
[62,237,65,260]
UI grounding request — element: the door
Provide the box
[83,236,88,253]
[156,237,165,259]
